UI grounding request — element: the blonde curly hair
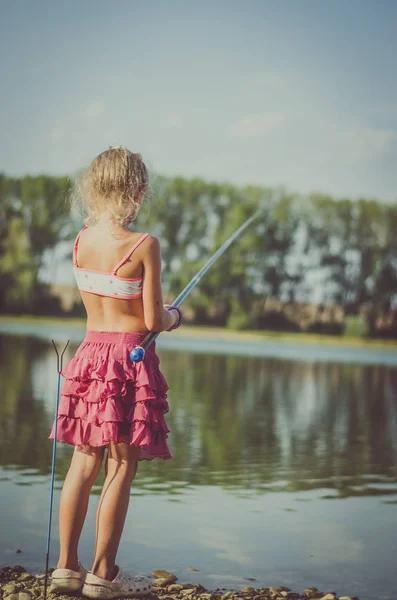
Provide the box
[73,146,148,226]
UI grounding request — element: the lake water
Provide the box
[0,324,396,600]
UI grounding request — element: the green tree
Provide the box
[0,174,71,313]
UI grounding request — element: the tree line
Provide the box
[1,173,396,337]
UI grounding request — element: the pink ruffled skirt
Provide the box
[49,331,172,461]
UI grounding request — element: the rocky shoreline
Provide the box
[0,566,359,600]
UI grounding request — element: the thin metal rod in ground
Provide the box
[43,340,70,600]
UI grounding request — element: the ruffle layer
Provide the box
[50,345,172,461]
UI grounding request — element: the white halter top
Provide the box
[73,227,149,299]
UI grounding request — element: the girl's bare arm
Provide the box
[142,236,177,332]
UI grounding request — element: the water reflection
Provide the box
[0,336,53,472]
[0,334,396,499]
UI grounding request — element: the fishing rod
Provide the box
[130,206,266,362]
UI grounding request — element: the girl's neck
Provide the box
[95,212,131,237]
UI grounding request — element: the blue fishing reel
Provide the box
[130,346,145,363]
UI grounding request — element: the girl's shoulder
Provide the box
[140,233,159,247]
[123,231,159,252]
[137,234,161,258]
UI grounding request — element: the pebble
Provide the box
[241,587,256,594]
[181,589,196,597]
[153,570,177,579]
[319,595,337,600]
[168,584,184,592]
[18,593,32,600]
[4,595,19,600]
[155,577,178,587]
[17,573,33,582]
[3,583,18,595]
[304,590,323,599]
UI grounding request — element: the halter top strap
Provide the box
[112,233,150,275]
[73,226,88,267]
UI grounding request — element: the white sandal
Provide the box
[82,567,153,599]
[51,562,87,592]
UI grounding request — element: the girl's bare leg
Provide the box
[57,445,104,570]
[91,442,139,580]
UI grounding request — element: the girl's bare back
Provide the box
[76,225,167,333]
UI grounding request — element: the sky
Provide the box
[1,0,397,202]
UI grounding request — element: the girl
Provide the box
[49,147,182,599]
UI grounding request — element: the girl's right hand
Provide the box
[163,305,179,329]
